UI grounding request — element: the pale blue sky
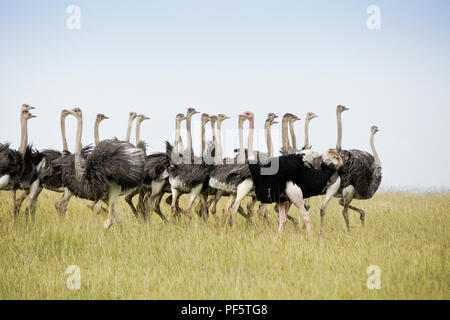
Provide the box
[1,0,449,189]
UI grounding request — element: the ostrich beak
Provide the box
[29,113,36,118]
[104,116,110,120]
[272,121,278,124]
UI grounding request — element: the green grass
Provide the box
[0,191,448,299]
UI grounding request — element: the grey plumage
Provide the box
[59,139,145,202]
[337,149,382,200]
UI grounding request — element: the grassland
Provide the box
[0,191,448,299]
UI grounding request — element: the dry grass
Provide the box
[0,190,448,299]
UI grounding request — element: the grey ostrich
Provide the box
[124,114,153,219]
[319,105,382,233]
[0,105,40,220]
[58,108,146,231]
[166,111,212,220]
[139,112,188,223]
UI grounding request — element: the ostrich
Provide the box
[208,113,257,221]
[244,111,344,236]
[166,111,212,220]
[139,112,188,222]
[124,114,152,218]
[58,108,146,231]
[0,105,40,220]
[319,105,382,233]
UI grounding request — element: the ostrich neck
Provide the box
[304,119,310,149]
[136,120,143,145]
[186,115,194,157]
[289,121,297,152]
[370,132,381,167]
[125,117,134,143]
[174,120,182,153]
[336,110,343,150]
[265,123,273,157]
[216,121,223,159]
[75,117,83,156]
[247,118,255,161]
[211,121,217,145]
[61,114,68,152]
[281,118,289,153]
[201,121,207,155]
[74,116,84,180]
[238,118,245,160]
[94,119,101,146]
[18,115,28,155]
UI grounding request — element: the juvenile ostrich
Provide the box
[58,108,146,231]
[166,111,212,220]
[245,112,344,236]
[319,105,382,233]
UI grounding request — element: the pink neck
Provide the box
[247,117,255,160]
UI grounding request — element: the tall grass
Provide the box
[0,191,448,299]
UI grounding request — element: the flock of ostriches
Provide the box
[0,105,382,236]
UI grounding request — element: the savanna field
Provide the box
[0,191,448,300]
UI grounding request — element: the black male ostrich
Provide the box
[57,108,146,231]
[244,111,344,236]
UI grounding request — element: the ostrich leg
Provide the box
[13,191,28,222]
[338,199,365,226]
[319,177,341,235]
[285,181,312,237]
[125,190,139,217]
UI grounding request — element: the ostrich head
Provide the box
[240,111,254,121]
[21,104,35,112]
[129,112,137,120]
[187,107,199,116]
[96,114,110,123]
[267,113,278,122]
[217,114,230,123]
[337,105,349,113]
[61,109,71,117]
[323,149,344,169]
[371,126,379,134]
[69,108,83,119]
[306,112,318,120]
[287,113,300,121]
[176,113,186,122]
[201,113,210,125]
[22,110,36,120]
[137,114,150,122]
[265,114,278,127]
